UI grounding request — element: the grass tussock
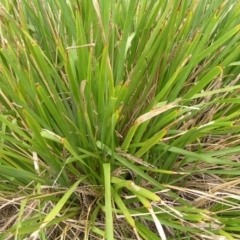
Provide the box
[0,0,240,239]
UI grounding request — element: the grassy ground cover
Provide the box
[0,0,240,239]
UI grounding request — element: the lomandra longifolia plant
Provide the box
[0,1,240,239]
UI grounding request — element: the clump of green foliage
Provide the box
[0,0,240,239]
